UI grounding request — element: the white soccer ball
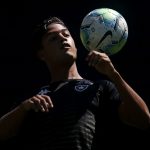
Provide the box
[80,8,128,55]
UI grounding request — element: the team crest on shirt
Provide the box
[74,80,92,92]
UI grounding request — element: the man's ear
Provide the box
[37,49,45,61]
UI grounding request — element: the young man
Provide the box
[0,17,150,149]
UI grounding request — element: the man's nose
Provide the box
[58,33,67,41]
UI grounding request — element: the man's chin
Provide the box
[65,51,77,60]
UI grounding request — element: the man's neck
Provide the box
[50,63,83,82]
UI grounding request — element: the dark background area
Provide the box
[0,0,149,148]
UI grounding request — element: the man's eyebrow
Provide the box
[61,28,68,32]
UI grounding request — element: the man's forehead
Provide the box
[46,23,67,32]
[43,25,69,39]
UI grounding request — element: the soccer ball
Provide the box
[80,8,128,55]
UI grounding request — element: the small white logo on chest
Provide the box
[39,89,51,95]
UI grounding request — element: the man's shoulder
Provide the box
[92,79,114,87]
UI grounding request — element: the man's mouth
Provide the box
[61,43,71,49]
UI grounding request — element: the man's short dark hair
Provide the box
[32,17,66,53]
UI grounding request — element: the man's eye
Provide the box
[64,32,70,37]
[48,36,57,41]
[65,34,70,37]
